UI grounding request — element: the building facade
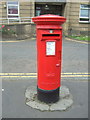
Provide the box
[0,0,90,37]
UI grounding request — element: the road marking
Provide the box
[0,73,89,78]
[0,37,89,44]
[0,39,29,42]
[66,38,89,44]
[0,73,89,75]
[0,73,37,75]
[1,76,37,78]
[0,75,89,78]
[61,73,89,75]
[0,41,20,43]
[0,39,32,43]
[0,75,89,77]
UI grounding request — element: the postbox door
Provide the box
[37,38,62,90]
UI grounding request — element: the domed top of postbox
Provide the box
[32,14,66,26]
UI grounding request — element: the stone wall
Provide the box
[2,23,36,40]
[0,1,35,21]
[0,0,35,40]
[20,2,35,18]
[63,2,71,36]
[0,1,2,18]
[63,2,89,36]
[0,1,89,37]
[0,1,6,18]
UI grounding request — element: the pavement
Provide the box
[2,79,88,118]
[0,37,89,118]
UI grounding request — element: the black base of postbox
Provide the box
[37,87,60,104]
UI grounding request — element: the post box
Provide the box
[32,14,66,103]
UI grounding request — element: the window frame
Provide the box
[79,4,90,23]
[7,1,19,19]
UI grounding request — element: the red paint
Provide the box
[32,14,66,90]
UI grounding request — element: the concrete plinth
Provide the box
[25,86,73,111]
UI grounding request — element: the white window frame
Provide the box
[7,1,19,19]
[79,4,90,23]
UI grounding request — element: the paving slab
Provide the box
[25,86,73,111]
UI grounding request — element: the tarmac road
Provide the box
[1,37,88,118]
[2,37,88,73]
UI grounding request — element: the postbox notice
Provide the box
[46,41,55,55]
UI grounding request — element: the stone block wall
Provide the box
[0,1,35,22]
[20,2,35,18]
[63,2,89,36]
[0,1,89,38]
[2,23,35,40]
[0,0,35,40]
[0,1,6,18]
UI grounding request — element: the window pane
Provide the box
[8,16,19,18]
[36,7,41,10]
[8,6,18,14]
[8,1,18,5]
[80,9,89,17]
[36,10,41,16]
[81,4,90,9]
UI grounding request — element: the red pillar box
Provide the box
[32,14,66,103]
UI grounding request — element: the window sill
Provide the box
[79,21,90,24]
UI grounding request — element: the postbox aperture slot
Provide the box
[46,41,56,56]
[43,34,60,37]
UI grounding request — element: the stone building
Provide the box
[0,0,90,39]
